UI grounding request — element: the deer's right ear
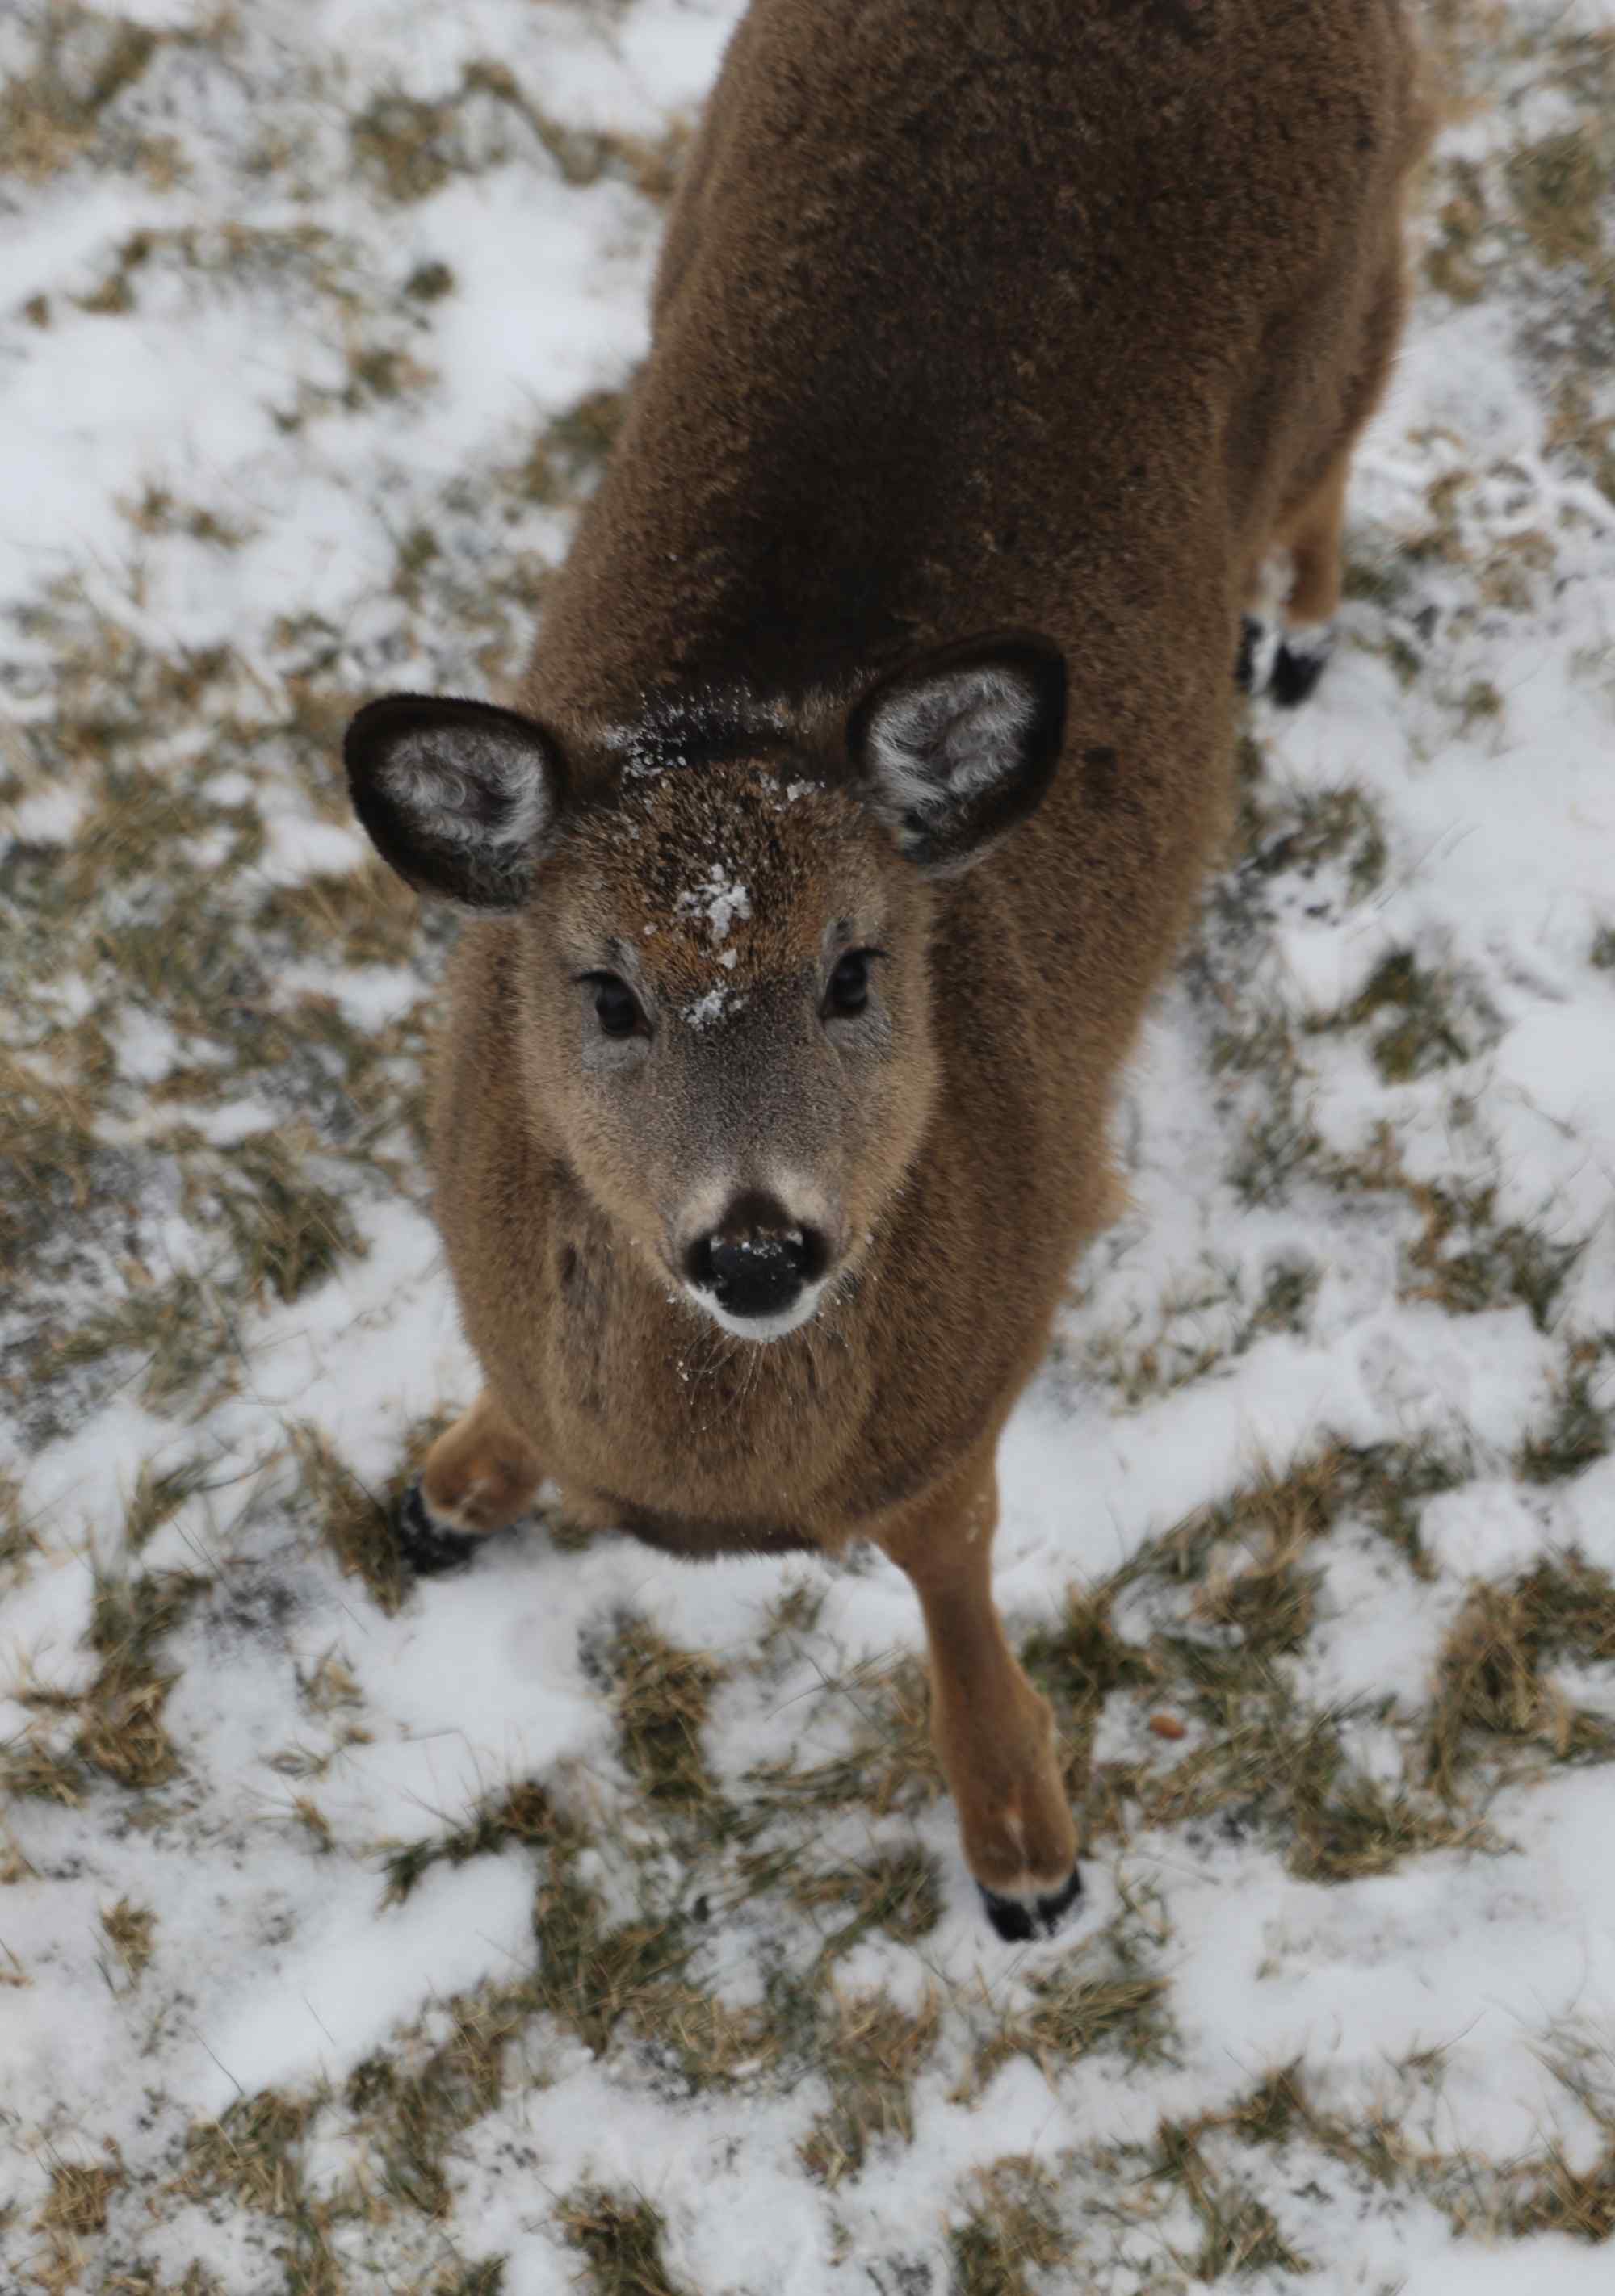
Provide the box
[343,694,564,911]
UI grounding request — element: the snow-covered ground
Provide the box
[4,2,1615,2290]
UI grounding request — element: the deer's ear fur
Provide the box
[847,632,1067,875]
[343,694,564,911]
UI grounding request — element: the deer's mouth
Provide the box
[682,1270,830,1344]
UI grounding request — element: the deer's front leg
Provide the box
[396,1388,545,1577]
[875,1445,1080,1941]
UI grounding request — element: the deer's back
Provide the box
[531,0,1420,720]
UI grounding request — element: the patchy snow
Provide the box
[4,2,1615,2292]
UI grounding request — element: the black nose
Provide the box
[685,1192,829,1322]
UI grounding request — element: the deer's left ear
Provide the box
[847,631,1066,875]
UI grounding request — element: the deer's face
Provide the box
[523,758,936,1338]
[345,635,1065,1341]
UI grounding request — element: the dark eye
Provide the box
[585,972,643,1038]
[824,949,875,1019]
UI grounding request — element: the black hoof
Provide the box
[979,1865,1083,1943]
[1269,635,1331,708]
[1238,616,1333,706]
[394,1478,482,1577]
[1235,614,1262,693]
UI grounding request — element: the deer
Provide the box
[343,0,1429,1940]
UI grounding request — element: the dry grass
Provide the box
[1242,778,1390,904]
[603,1619,724,1808]
[350,65,689,209]
[1122,1445,1339,1595]
[1193,1529,1319,1663]
[1426,1554,1615,1795]
[1169,2051,1615,2252]
[752,1576,830,1670]
[0,1473,38,1577]
[1507,127,1608,269]
[432,2265,508,2296]
[555,2186,692,2296]
[182,2089,321,2214]
[1311,947,1489,1083]
[350,1994,518,2218]
[799,1990,941,2186]
[1516,1355,1613,1485]
[288,1422,409,1616]
[1137,1670,1484,1884]
[1401,1176,1584,1332]
[1508,2141,1615,2244]
[789,1844,942,1961]
[121,1456,216,1553]
[968,1961,1172,2097]
[1,6,161,184]
[46,1269,245,1419]
[947,2158,1067,2296]
[99,1898,156,1986]
[0,1063,112,1290]
[1152,2119,1314,2281]
[748,1652,944,1819]
[530,1871,692,2058]
[1005,1449,1499,1880]
[1022,1585,1162,1770]
[0,1733,92,1807]
[624,1980,775,2093]
[381,1779,577,1905]
[207,1131,367,1306]
[38,2156,124,2236]
[254,864,422,970]
[73,1566,210,1790]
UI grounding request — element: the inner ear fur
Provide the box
[343,693,566,911]
[846,630,1068,874]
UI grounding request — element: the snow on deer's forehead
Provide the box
[571,758,876,998]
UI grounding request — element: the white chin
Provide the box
[685,1281,826,1343]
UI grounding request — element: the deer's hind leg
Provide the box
[1266,447,1353,706]
[1239,437,1355,707]
[874,1439,1080,1941]
[1240,239,1411,707]
[396,1388,545,1577]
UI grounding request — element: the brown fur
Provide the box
[355,0,1428,1915]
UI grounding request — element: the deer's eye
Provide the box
[824,949,876,1020]
[583,972,644,1038]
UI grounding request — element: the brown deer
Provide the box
[344,0,1428,1938]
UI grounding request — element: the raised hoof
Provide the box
[394,1478,483,1577]
[1269,632,1332,708]
[979,1865,1083,1943]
